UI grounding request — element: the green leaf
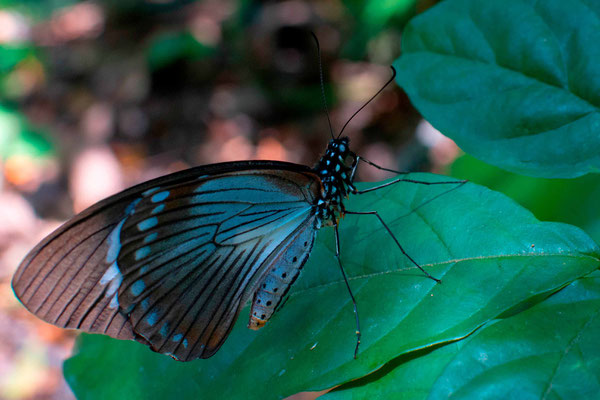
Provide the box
[324,271,600,399]
[450,154,600,243]
[63,175,599,399]
[394,0,600,179]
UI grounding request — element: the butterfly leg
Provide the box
[334,223,361,359]
[348,154,467,194]
[344,210,441,283]
[353,176,466,195]
[350,154,415,178]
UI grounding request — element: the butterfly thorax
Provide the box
[313,137,355,225]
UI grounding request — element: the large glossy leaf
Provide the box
[63,174,599,399]
[394,0,600,179]
[450,154,600,243]
[324,270,600,399]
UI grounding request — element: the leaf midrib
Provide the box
[292,252,599,296]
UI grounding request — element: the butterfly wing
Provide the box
[12,161,322,360]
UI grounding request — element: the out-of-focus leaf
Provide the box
[146,31,216,70]
[63,175,599,399]
[0,45,32,74]
[395,0,600,178]
[362,0,415,28]
[341,0,418,59]
[264,82,328,115]
[0,1,74,19]
[0,106,53,159]
[324,271,600,399]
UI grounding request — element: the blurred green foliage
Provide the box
[341,0,418,59]
[0,106,53,159]
[0,0,77,18]
[0,22,53,162]
[146,31,216,71]
[0,45,32,73]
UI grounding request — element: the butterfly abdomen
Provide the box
[249,138,355,329]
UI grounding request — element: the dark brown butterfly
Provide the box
[12,42,464,361]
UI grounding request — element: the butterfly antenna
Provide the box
[311,32,335,140]
[337,66,397,139]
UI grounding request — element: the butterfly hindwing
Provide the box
[249,216,316,330]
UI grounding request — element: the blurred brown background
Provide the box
[0,1,458,398]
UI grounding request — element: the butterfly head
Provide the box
[314,137,354,222]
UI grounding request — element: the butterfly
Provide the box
[12,40,465,361]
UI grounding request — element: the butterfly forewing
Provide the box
[12,162,322,360]
[11,190,143,341]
